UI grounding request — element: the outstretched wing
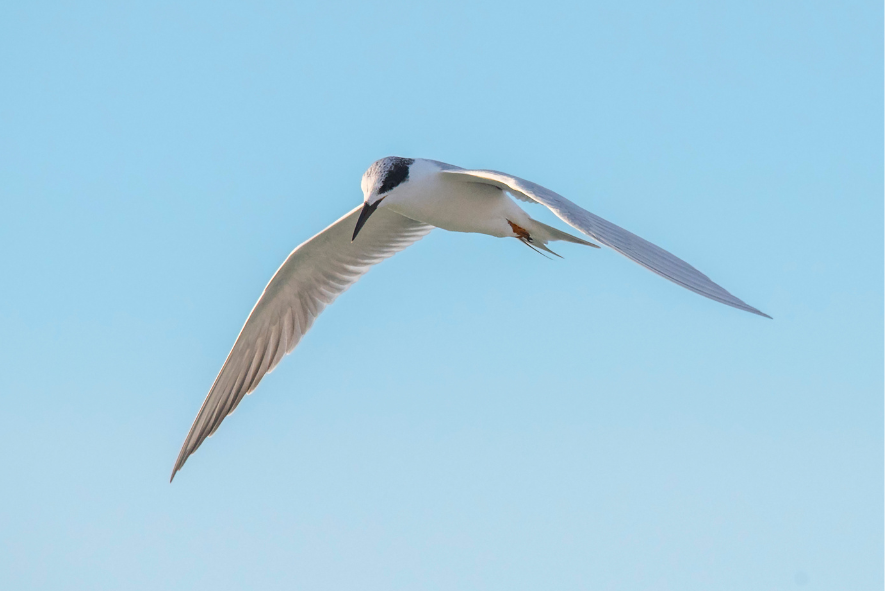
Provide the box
[441,168,769,318]
[171,206,433,481]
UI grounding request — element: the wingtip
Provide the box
[741,304,772,319]
[169,452,187,483]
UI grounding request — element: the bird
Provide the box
[170,156,769,481]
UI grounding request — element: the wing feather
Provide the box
[171,206,433,480]
[441,168,769,318]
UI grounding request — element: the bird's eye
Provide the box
[378,158,413,194]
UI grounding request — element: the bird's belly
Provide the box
[385,177,523,238]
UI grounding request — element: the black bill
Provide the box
[352,199,382,241]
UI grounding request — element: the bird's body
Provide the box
[170,156,769,481]
[382,159,527,237]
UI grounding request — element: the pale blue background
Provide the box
[0,1,882,589]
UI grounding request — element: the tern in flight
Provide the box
[170,157,769,480]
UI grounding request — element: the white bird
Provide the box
[170,157,769,480]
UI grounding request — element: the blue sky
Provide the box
[0,1,882,589]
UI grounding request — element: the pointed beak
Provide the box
[352,198,382,241]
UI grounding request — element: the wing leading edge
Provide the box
[441,168,770,318]
[171,207,433,481]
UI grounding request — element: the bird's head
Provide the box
[353,156,415,241]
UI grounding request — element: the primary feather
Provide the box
[170,206,432,481]
[440,168,770,318]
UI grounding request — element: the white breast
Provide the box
[383,160,529,238]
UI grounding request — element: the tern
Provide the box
[170,157,769,480]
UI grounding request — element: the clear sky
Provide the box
[0,1,882,589]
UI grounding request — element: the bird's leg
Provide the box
[507,220,532,242]
[509,221,555,259]
[508,220,561,259]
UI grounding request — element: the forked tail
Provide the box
[512,217,599,257]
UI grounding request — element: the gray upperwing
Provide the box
[440,168,770,318]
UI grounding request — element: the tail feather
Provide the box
[521,239,562,258]
[528,218,600,249]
